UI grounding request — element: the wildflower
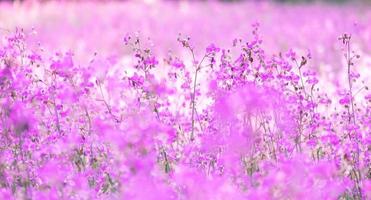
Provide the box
[206,43,220,54]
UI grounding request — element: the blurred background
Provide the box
[0,0,370,88]
[0,0,370,3]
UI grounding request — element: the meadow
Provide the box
[0,1,370,199]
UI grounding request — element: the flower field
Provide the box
[0,0,370,199]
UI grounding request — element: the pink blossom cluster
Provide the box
[0,1,370,200]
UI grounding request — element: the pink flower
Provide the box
[206,43,220,54]
[171,59,185,69]
[144,56,159,66]
[339,95,351,105]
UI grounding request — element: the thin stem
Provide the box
[344,36,362,199]
[346,40,356,125]
[190,67,199,141]
[97,81,121,123]
[52,74,62,135]
[190,53,207,141]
